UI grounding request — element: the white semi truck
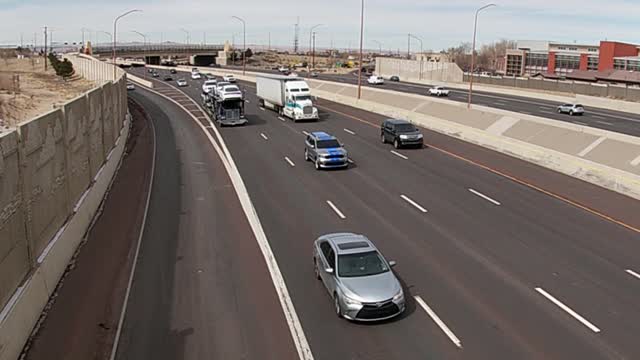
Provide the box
[256,74,319,121]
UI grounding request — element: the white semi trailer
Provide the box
[256,74,319,121]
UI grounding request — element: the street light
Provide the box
[468,3,496,109]
[113,9,142,80]
[308,24,323,74]
[409,34,423,80]
[231,16,246,75]
[131,30,147,79]
[180,28,191,65]
[81,27,92,53]
[98,30,112,48]
[357,0,365,99]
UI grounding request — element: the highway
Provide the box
[220,65,640,137]
[125,66,640,359]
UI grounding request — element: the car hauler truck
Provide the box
[204,84,247,126]
[256,74,319,121]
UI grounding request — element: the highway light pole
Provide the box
[98,31,112,49]
[231,16,246,75]
[180,28,191,65]
[113,9,142,80]
[409,34,423,80]
[357,0,364,99]
[131,30,147,79]
[308,24,323,74]
[468,3,496,109]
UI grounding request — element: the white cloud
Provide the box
[0,0,637,50]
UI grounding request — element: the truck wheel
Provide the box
[258,99,265,108]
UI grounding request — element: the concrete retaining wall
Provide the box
[188,66,640,201]
[376,57,463,83]
[0,55,130,360]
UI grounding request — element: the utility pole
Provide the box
[294,16,300,53]
[407,33,410,59]
[44,26,48,71]
[468,3,496,109]
[268,32,271,51]
[231,16,246,75]
[357,0,364,99]
[20,33,23,48]
[312,31,316,69]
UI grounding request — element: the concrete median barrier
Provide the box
[0,56,130,360]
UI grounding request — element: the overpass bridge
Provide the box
[92,44,225,65]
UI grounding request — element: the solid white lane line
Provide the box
[245,100,250,103]
[592,115,605,119]
[540,110,554,115]
[400,195,428,213]
[535,288,601,333]
[326,201,346,219]
[302,130,310,136]
[285,157,295,167]
[390,150,408,160]
[596,120,614,126]
[520,111,532,115]
[260,133,268,140]
[468,188,501,206]
[278,116,286,122]
[626,269,640,280]
[415,296,462,349]
[573,121,589,126]
[344,128,356,135]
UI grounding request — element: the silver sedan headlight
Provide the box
[343,294,362,306]
[393,290,404,302]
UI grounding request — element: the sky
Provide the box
[0,0,639,51]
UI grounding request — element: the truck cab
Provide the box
[283,80,319,121]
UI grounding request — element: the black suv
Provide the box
[381,119,423,149]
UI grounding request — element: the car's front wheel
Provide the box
[569,110,574,116]
[304,148,309,161]
[557,108,562,113]
[381,133,386,143]
[315,159,321,170]
[394,138,400,149]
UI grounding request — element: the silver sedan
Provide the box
[313,233,405,321]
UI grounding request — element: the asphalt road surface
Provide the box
[126,67,640,360]
[115,87,298,360]
[219,65,640,137]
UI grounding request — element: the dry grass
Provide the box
[0,57,95,130]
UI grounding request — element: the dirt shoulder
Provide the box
[22,98,154,360]
[0,57,95,130]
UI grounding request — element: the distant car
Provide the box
[218,85,243,101]
[176,79,188,87]
[367,75,384,85]
[381,119,423,149]
[191,72,202,80]
[304,132,348,170]
[202,79,217,94]
[313,233,405,321]
[557,103,584,116]
[191,67,199,73]
[152,72,159,78]
[126,82,135,90]
[223,74,236,83]
[428,86,450,97]
[214,81,231,97]
[147,68,153,73]
[278,66,289,73]
[389,75,400,82]
[289,72,299,77]
[170,69,177,74]
[163,75,173,81]
[310,72,319,78]
[205,73,216,80]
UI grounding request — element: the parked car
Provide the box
[170,69,177,74]
[428,86,450,97]
[557,103,585,116]
[126,82,135,90]
[223,74,236,83]
[176,79,188,87]
[367,75,384,85]
[381,119,423,149]
[313,233,405,321]
[304,132,348,170]
[163,75,173,81]
[389,75,400,82]
[191,72,202,80]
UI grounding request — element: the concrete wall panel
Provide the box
[584,139,640,174]
[18,109,70,260]
[62,95,91,207]
[87,87,106,178]
[101,82,116,155]
[0,131,30,310]
[526,125,600,155]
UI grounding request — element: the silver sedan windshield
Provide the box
[338,251,389,278]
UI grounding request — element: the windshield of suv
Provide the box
[338,251,389,278]
[394,123,416,132]
[316,139,340,149]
